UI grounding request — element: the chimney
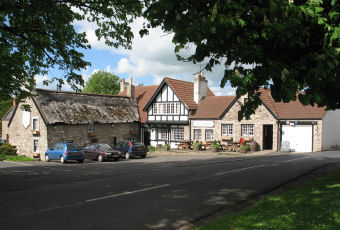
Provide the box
[120,78,129,93]
[126,77,135,98]
[194,72,208,103]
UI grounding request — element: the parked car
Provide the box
[83,143,120,162]
[45,143,84,163]
[114,141,147,159]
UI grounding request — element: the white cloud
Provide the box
[73,17,236,96]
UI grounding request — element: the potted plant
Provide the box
[239,142,250,153]
[192,140,202,151]
[211,140,220,152]
[163,142,170,151]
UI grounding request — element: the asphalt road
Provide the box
[1,151,340,230]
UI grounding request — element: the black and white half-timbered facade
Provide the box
[143,78,191,148]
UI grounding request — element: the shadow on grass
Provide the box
[196,170,340,230]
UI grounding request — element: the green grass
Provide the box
[0,154,35,161]
[196,170,340,230]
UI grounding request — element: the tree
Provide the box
[0,0,144,101]
[141,0,340,120]
[83,71,120,95]
[0,100,13,131]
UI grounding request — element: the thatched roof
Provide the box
[33,89,139,125]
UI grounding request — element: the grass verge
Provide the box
[195,169,340,230]
[0,154,35,161]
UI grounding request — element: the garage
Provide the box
[281,125,313,152]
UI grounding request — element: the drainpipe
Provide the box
[277,120,281,152]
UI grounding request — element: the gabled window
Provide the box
[242,124,254,137]
[222,124,233,136]
[153,103,180,115]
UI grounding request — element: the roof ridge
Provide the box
[164,77,193,84]
[35,88,131,98]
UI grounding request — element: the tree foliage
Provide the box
[83,71,120,95]
[0,100,13,131]
[142,0,340,120]
[0,0,144,101]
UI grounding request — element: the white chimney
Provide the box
[120,78,129,93]
[194,72,208,103]
[126,77,135,98]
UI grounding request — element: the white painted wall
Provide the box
[322,110,340,150]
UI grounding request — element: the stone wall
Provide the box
[47,122,139,149]
[5,98,48,159]
[190,99,278,151]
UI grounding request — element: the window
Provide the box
[193,129,202,140]
[32,118,39,131]
[171,128,184,141]
[242,124,254,136]
[222,124,233,136]
[157,129,168,140]
[153,104,157,114]
[153,103,180,115]
[33,139,39,153]
[88,123,95,133]
[205,130,214,141]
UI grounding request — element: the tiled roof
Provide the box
[118,85,158,123]
[33,89,139,124]
[165,78,214,109]
[2,106,15,121]
[190,96,236,119]
[258,88,326,119]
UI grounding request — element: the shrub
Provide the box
[0,143,17,156]
[163,142,170,151]
[211,140,220,149]
[240,142,250,151]
[192,140,202,150]
[148,145,156,153]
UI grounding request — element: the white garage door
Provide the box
[282,125,313,152]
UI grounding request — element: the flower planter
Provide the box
[249,141,257,151]
[193,146,201,151]
[212,147,219,152]
[239,148,248,153]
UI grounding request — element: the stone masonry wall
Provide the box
[47,123,139,149]
[6,98,48,159]
[191,99,278,151]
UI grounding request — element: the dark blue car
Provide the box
[45,143,84,163]
[114,141,147,159]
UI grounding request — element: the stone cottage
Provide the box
[2,89,139,159]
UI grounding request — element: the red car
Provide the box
[83,143,120,162]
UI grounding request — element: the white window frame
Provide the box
[205,129,214,141]
[157,129,168,141]
[242,124,254,137]
[193,129,202,140]
[222,124,233,136]
[33,139,39,153]
[153,103,180,115]
[32,117,39,131]
[171,128,184,142]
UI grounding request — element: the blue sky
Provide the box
[35,18,236,96]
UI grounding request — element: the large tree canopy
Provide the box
[142,0,340,119]
[0,0,144,101]
[82,70,120,95]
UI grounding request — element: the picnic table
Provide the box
[225,142,239,152]
[176,141,192,150]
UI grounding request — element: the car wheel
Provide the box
[98,154,103,162]
[45,154,50,162]
[60,156,66,164]
[141,154,146,159]
[114,157,119,161]
[125,152,130,160]
[78,159,84,163]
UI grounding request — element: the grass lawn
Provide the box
[0,154,35,161]
[196,170,340,230]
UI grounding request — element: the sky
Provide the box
[35,17,236,96]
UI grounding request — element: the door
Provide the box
[144,131,150,147]
[281,125,313,152]
[263,125,273,150]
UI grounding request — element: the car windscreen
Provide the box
[67,144,82,151]
[97,144,112,150]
